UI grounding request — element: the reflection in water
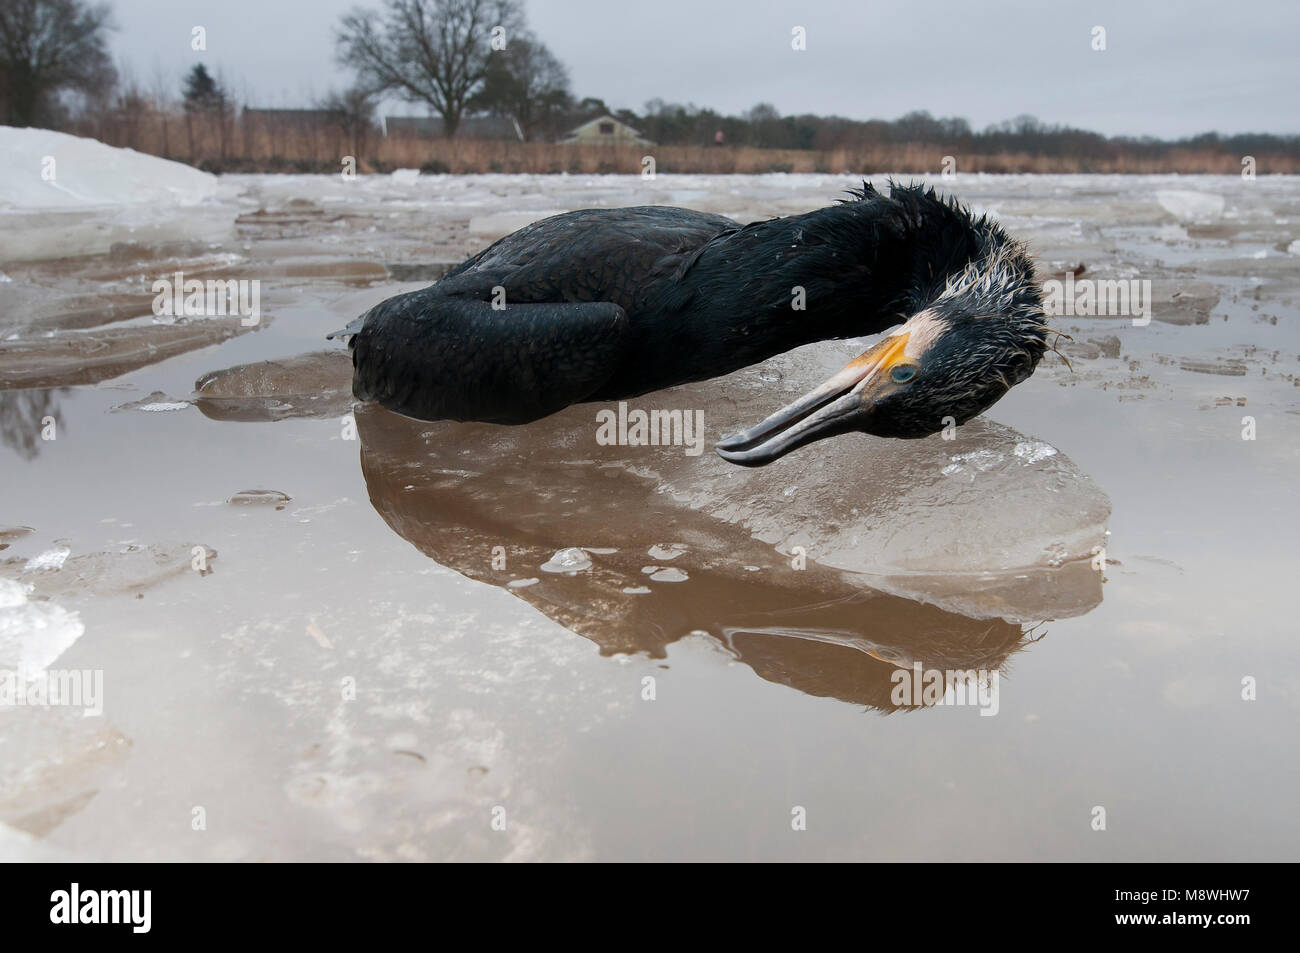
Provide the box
[356,404,1103,712]
[0,388,68,460]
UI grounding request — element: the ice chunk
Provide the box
[24,547,70,571]
[1149,279,1219,326]
[0,710,131,842]
[942,449,1004,479]
[648,568,689,583]
[193,350,353,421]
[0,579,25,608]
[1013,441,1058,464]
[0,527,34,549]
[1,543,217,600]
[0,128,232,261]
[1155,189,1225,222]
[540,548,592,573]
[112,391,190,413]
[228,490,291,507]
[0,579,84,681]
[0,318,258,390]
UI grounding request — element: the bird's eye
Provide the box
[891,364,917,383]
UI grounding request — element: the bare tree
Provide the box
[470,35,570,141]
[0,0,115,127]
[318,85,379,156]
[336,0,524,139]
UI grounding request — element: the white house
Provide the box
[558,115,655,146]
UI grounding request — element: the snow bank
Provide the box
[0,127,233,261]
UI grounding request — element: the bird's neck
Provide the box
[608,200,1011,399]
[680,203,976,362]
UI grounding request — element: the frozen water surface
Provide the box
[2,133,1299,860]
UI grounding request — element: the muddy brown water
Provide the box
[1,173,1298,860]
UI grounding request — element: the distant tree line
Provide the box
[629,102,1300,161]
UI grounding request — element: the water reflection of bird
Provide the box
[355,403,1102,712]
[332,182,1048,466]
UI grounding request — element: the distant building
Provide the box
[559,115,654,146]
[384,115,523,140]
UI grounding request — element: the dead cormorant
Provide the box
[332,182,1048,466]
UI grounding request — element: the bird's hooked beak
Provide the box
[716,332,911,466]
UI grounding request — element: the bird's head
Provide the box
[716,234,1047,466]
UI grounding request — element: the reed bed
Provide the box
[73,110,1300,176]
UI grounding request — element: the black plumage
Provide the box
[336,182,1047,465]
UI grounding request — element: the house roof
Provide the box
[560,114,654,143]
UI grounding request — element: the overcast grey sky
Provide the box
[111,0,1299,138]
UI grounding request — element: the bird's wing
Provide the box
[350,294,630,425]
[346,207,739,424]
[434,206,740,311]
